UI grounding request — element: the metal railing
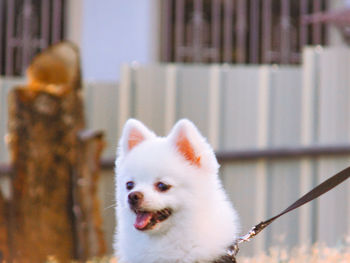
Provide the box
[1,144,350,175]
[161,0,328,64]
[0,0,66,76]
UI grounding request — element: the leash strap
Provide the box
[228,165,350,257]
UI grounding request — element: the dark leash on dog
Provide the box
[223,165,350,263]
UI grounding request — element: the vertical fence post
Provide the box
[6,0,15,75]
[262,0,272,64]
[299,0,308,50]
[250,0,260,63]
[21,0,32,74]
[193,0,203,62]
[237,0,247,63]
[257,67,271,150]
[164,64,177,132]
[0,0,3,74]
[324,0,331,45]
[208,65,221,150]
[211,0,221,63]
[41,0,50,48]
[162,0,172,62]
[299,47,320,246]
[254,66,271,253]
[52,0,62,43]
[175,0,185,62]
[281,0,291,64]
[312,0,321,45]
[223,0,233,63]
[118,65,132,137]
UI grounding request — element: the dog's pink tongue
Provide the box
[134,212,153,230]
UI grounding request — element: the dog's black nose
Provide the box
[128,191,144,207]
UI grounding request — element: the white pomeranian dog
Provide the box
[115,119,240,263]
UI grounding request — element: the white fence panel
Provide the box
[219,66,269,255]
[220,66,264,255]
[318,47,350,144]
[176,65,212,138]
[267,67,302,249]
[268,67,302,147]
[222,161,264,255]
[84,82,119,158]
[133,65,170,135]
[115,56,350,255]
[264,67,303,251]
[316,47,350,245]
[298,47,320,246]
[317,158,350,245]
[220,66,261,150]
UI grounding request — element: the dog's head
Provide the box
[116,119,219,234]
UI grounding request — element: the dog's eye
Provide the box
[155,182,171,192]
[126,181,135,190]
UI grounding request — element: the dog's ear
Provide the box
[167,119,206,167]
[119,119,156,156]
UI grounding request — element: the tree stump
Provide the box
[0,193,10,262]
[5,42,106,262]
[74,130,107,260]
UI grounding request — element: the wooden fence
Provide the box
[1,46,350,256]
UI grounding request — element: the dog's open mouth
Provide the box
[133,208,172,231]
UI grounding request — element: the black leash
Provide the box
[227,165,350,260]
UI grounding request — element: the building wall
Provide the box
[66,0,159,82]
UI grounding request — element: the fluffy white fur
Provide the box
[115,119,240,263]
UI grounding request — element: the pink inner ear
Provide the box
[128,128,145,151]
[176,131,201,167]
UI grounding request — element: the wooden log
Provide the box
[8,88,83,262]
[6,42,106,262]
[0,192,10,262]
[74,130,107,260]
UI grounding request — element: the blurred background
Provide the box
[0,0,350,261]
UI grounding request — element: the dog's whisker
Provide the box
[104,203,117,211]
